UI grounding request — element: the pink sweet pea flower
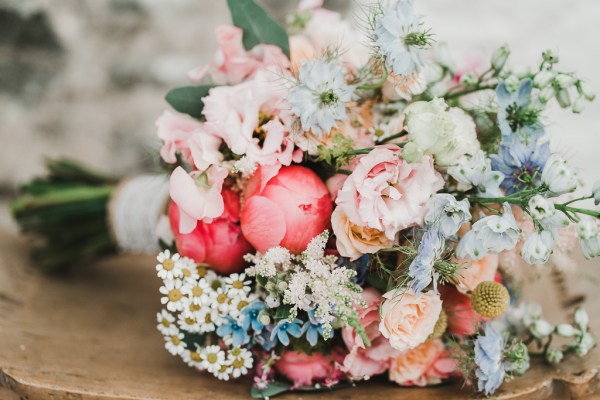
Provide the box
[389,339,457,386]
[240,165,333,254]
[168,189,252,275]
[336,146,443,240]
[341,288,400,379]
[168,165,228,234]
[188,24,289,85]
[274,350,344,387]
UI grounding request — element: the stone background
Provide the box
[1,0,599,226]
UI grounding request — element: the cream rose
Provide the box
[379,289,442,352]
[331,208,394,260]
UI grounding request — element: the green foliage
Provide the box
[250,380,292,399]
[316,134,355,168]
[227,0,290,58]
[347,314,371,347]
[165,85,216,119]
[274,304,293,320]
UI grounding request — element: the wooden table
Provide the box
[1,231,599,399]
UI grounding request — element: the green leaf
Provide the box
[250,381,292,399]
[274,304,292,320]
[227,0,290,58]
[165,85,215,118]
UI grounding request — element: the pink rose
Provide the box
[389,339,457,387]
[455,254,499,294]
[332,207,393,260]
[188,24,289,85]
[439,285,483,336]
[379,289,443,352]
[336,146,443,240]
[240,165,333,254]
[168,165,228,234]
[275,350,343,387]
[342,288,400,379]
[168,189,253,274]
[202,72,301,171]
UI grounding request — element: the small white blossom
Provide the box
[448,151,504,197]
[528,195,555,220]
[541,155,578,195]
[456,229,487,260]
[181,278,211,305]
[178,257,200,281]
[156,309,178,336]
[520,231,554,265]
[576,333,596,356]
[159,279,186,312]
[182,347,204,369]
[265,295,280,308]
[227,347,253,378]
[213,363,232,381]
[530,319,554,338]
[288,58,356,136]
[200,345,226,373]
[232,156,258,177]
[224,273,252,297]
[211,287,234,314]
[177,312,201,333]
[533,70,554,88]
[491,45,510,72]
[245,246,292,278]
[156,250,182,280]
[164,329,187,356]
[424,193,471,237]
[592,180,600,205]
[556,324,579,337]
[375,0,429,76]
[577,219,600,259]
[574,307,589,330]
[198,307,220,333]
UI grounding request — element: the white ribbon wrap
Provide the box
[109,174,169,254]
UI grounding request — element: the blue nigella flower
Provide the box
[241,301,266,332]
[301,310,332,347]
[216,316,250,347]
[475,323,506,395]
[490,138,550,194]
[408,230,445,294]
[255,325,277,351]
[496,78,544,144]
[270,319,303,346]
[336,254,370,286]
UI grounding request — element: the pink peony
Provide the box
[332,207,393,260]
[168,189,253,274]
[389,339,457,386]
[379,289,443,352]
[240,165,333,254]
[439,285,483,336]
[202,72,301,171]
[188,24,289,85]
[342,288,400,379]
[336,146,443,240]
[274,350,343,387]
[455,254,499,294]
[168,165,228,234]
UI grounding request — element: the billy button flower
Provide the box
[470,281,510,318]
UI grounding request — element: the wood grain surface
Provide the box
[1,232,599,399]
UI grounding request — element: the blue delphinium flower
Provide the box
[241,301,266,332]
[491,139,550,194]
[270,319,303,346]
[475,323,506,395]
[496,78,544,144]
[408,230,445,293]
[216,316,250,347]
[301,310,332,347]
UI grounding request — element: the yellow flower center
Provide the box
[207,353,218,364]
[237,301,249,311]
[171,335,180,345]
[218,364,228,373]
[191,352,201,362]
[197,265,208,277]
[168,289,182,302]
[232,358,245,369]
[205,314,212,323]
[232,280,244,289]
[211,280,223,290]
[189,303,201,312]
[231,348,241,357]
[162,259,175,271]
[182,268,191,277]
[217,293,228,304]
[192,286,203,297]
[185,317,196,325]
[161,319,170,328]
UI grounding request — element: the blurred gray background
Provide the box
[1,0,599,229]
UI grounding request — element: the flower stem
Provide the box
[376,131,407,144]
[443,83,498,100]
[357,67,389,91]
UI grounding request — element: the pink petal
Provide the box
[240,196,286,252]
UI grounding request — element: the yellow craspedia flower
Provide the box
[429,309,448,340]
[471,281,510,318]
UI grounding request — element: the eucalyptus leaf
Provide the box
[250,381,292,399]
[227,0,290,58]
[165,85,215,118]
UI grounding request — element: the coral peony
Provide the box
[389,339,457,386]
[379,288,442,352]
[336,145,443,240]
[274,350,343,387]
[439,285,483,336]
[168,189,253,274]
[240,165,333,254]
[342,288,400,379]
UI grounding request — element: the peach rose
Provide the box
[455,254,499,294]
[379,289,442,352]
[331,207,393,260]
[389,339,457,386]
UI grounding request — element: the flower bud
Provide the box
[258,312,271,326]
[555,74,576,89]
[574,307,589,330]
[542,49,559,64]
[533,70,554,88]
[579,82,596,101]
[491,45,510,72]
[556,323,579,337]
[572,98,585,113]
[520,231,554,265]
[556,88,571,108]
[541,155,578,195]
[530,319,554,338]
[539,87,554,103]
[528,195,555,220]
[592,180,600,206]
[576,333,595,357]
[505,75,520,92]
[460,72,478,86]
[265,295,280,308]
[577,219,600,259]
[546,348,564,364]
[504,341,530,375]
[277,281,288,291]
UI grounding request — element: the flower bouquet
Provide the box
[12,0,600,398]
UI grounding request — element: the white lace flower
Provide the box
[156,250,182,280]
[164,329,186,356]
[156,309,178,336]
[227,347,253,378]
[224,273,252,297]
[375,0,430,76]
[159,279,186,312]
[288,58,356,136]
[200,345,226,373]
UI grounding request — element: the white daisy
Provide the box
[228,293,257,318]
[159,279,186,312]
[182,347,204,369]
[375,0,431,76]
[156,250,182,280]
[213,362,232,381]
[181,278,211,305]
[227,347,253,378]
[179,257,200,281]
[288,57,356,136]
[182,299,204,318]
[200,345,226,373]
[207,274,224,292]
[224,273,252,297]
[211,287,234,314]
[198,307,220,333]
[177,312,201,333]
[156,309,178,336]
[164,330,187,356]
